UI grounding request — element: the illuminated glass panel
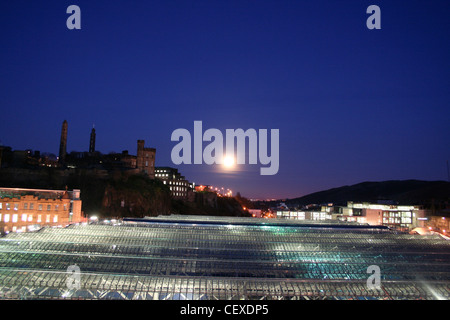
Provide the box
[0,216,448,300]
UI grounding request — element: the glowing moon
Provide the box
[223,156,234,168]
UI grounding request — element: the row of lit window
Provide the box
[169,186,187,192]
[279,212,306,219]
[162,180,188,187]
[0,213,59,223]
[173,193,187,197]
[169,181,187,185]
[278,212,331,220]
[383,217,412,224]
[156,173,171,178]
[383,211,413,218]
[4,225,31,233]
[345,217,367,224]
[0,202,68,211]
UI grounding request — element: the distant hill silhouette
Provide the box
[285,180,450,208]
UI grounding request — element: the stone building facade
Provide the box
[136,140,156,179]
[0,187,85,234]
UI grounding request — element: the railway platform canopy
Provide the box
[0,215,449,300]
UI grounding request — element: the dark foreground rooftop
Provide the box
[0,215,449,300]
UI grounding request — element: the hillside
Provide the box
[0,167,249,218]
[285,180,450,208]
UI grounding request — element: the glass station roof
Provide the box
[0,215,449,300]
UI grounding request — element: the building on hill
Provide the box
[0,187,85,234]
[1,120,157,178]
[66,139,156,178]
[155,167,194,200]
[136,140,156,179]
[0,147,58,169]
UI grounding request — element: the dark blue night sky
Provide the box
[1,1,449,199]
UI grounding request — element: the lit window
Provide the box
[37,215,42,223]
[4,214,10,222]
[12,214,18,223]
[0,203,2,209]
[46,215,50,223]
[53,215,58,223]
[28,215,33,222]
[6,203,10,210]
[22,214,27,222]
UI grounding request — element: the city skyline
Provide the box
[1,1,449,199]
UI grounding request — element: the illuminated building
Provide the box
[276,211,332,221]
[0,215,448,300]
[155,167,193,199]
[279,202,427,232]
[336,202,426,231]
[0,187,85,234]
[249,209,262,218]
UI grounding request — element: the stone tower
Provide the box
[136,140,156,179]
[89,126,96,153]
[59,120,68,163]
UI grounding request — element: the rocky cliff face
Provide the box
[0,167,249,218]
[171,191,250,217]
[101,174,172,217]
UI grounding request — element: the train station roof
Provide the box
[0,215,449,300]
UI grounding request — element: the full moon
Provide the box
[223,156,234,168]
